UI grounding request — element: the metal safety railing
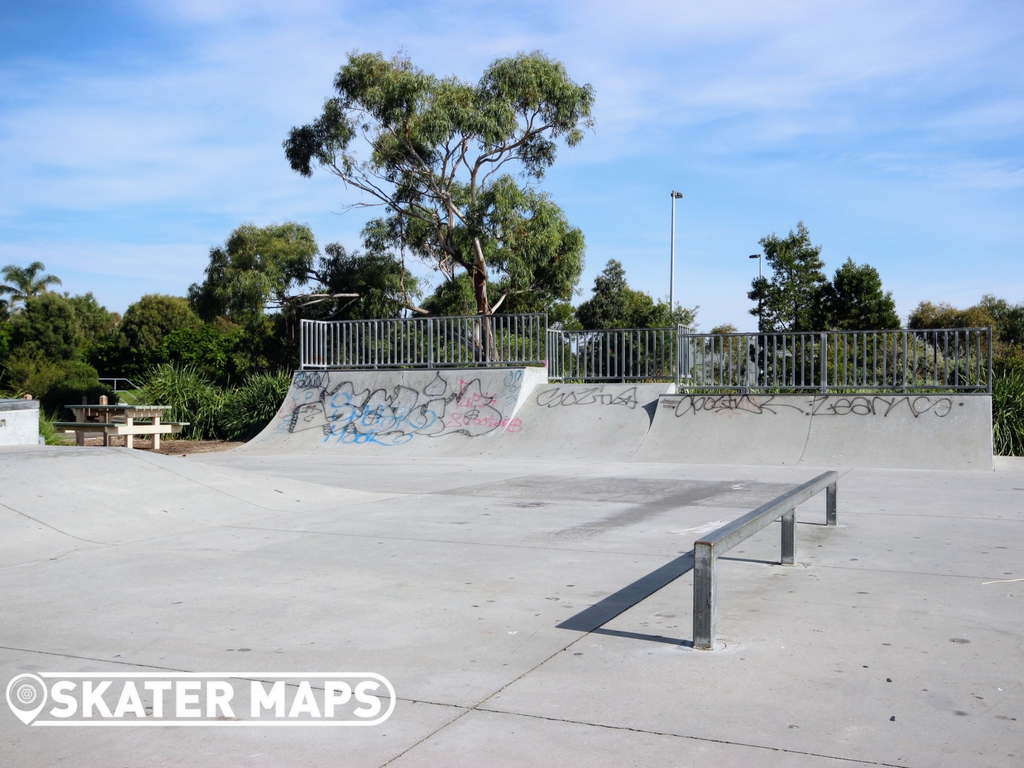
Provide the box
[693,471,838,650]
[546,326,687,382]
[98,377,139,392]
[678,328,992,393]
[300,316,993,394]
[300,314,547,370]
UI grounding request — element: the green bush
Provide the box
[39,410,70,446]
[993,372,1024,457]
[135,363,292,443]
[0,351,112,418]
[137,363,226,440]
[218,371,291,441]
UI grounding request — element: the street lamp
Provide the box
[749,254,762,330]
[670,191,683,315]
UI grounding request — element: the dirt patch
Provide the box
[70,436,244,454]
[152,440,245,454]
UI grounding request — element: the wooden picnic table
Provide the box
[58,404,184,450]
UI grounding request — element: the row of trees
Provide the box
[746,222,901,333]
[3,50,1021,442]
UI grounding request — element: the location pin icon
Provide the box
[6,674,47,725]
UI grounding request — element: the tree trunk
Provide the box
[471,238,496,361]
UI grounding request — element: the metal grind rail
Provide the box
[693,471,838,650]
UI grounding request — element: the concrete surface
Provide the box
[247,371,993,469]
[481,383,672,461]
[241,368,547,457]
[2,444,1022,766]
[634,393,993,470]
[0,399,39,447]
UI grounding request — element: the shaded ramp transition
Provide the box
[241,368,547,457]
[633,392,993,470]
[483,383,673,461]
[244,369,993,469]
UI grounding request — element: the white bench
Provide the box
[59,404,186,450]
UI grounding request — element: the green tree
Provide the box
[189,223,320,325]
[818,258,900,330]
[283,51,592,318]
[748,222,827,332]
[979,295,1024,348]
[576,260,697,330]
[120,295,201,350]
[67,293,118,351]
[7,292,84,361]
[89,295,202,379]
[0,261,62,310]
[907,300,994,331]
[306,243,419,320]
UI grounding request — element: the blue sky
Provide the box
[1,0,1022,330]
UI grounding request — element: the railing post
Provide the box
[428,319,435,369]
[902,330,908,392]
[820,331,828,394]
[987,326,993,394]
[693,541,716,650]
[826,482,837,526]
[781,511,795,564]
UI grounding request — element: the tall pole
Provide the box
[670,191,682,316]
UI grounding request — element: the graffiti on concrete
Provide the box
[670,393,954,419]
[278,371,523,446]
[536,386,641,410]
[810,395,953,418]
[671,394,805,417]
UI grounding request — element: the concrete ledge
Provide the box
[0,398,40,412]
[0,398,40,446]
[635,393,993,470]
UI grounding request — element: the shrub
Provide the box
[39,410,70,446]
[137,363,225,440]
[218,371,291,441]
[1,351,111,418]
[993,372,1024,457]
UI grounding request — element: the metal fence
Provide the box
[300,314,548,370]
[300,317,993,394]
[546,327,684,382]
[678,328,992,393]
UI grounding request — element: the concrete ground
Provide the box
[1,445,1022,766]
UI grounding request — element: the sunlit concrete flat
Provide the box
[2,443,1022,767]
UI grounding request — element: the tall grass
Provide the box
[993,373,1024,457]
[38,409,70,446]
[136,363,289,442]
[137,363,225,440]
[219,371,291,441]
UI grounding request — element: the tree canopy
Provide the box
[283,50,593,317]
[576,260,697,330]
[189,223,320,325]
[1,261,62,310]
[747,222,827,332]
[7,292,86,361]
[307,243,419,321]
[818,258,900,330]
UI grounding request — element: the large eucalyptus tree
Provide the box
[283,51,593,318]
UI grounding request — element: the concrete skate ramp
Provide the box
[483,383,673,461]
[632,393,993,470]
[242,367,547,457]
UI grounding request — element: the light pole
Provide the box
[670,191,683,315]
[749,254,762,331]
